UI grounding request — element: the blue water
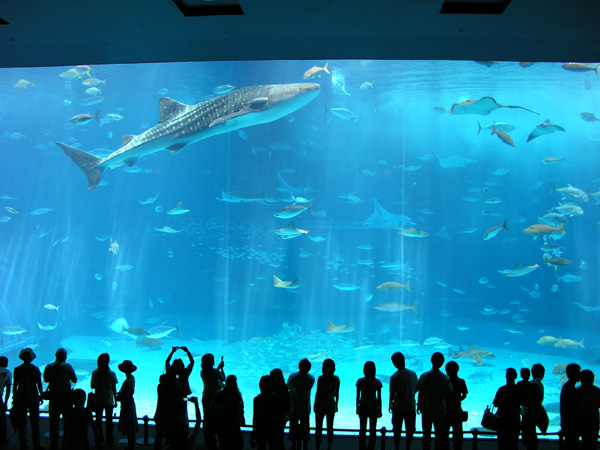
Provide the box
[1,60,599,433]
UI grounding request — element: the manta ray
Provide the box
[527,121,566,142]
[450,96,540,116]
[363,198,414,229]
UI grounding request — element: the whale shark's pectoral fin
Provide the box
[167,143,187,154]
[208,98,269,128]
[56,142,104,191]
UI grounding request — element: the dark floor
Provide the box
[0,418,563,450]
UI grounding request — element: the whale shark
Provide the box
[57,83,320,190]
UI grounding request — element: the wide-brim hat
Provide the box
[19,347,36,362]
[118,360,137,373]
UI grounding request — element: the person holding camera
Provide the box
[201,353,225,450]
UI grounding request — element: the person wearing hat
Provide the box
[43,347,77,450]
[117,360,138,450]
[12,347,44,450]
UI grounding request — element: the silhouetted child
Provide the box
[356,361,382,450]
[251,375,284,450]
[560,363,581,449]
[389,352,417,450]
[493,368,523,450]
[445,361,467,450]
[210,374,244,450]
[117,360,138,450]
[165,396,201,450]
[577,369,600,450]
[91,352,118,446]
[287,359,315,450]
[63,389,95,450]
[200,353,225,450]
[0,356,12,445]
[314,359,340,450]
[269,368,290,450]
[517,367,532,420]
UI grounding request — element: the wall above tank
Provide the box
[0,0,599,68]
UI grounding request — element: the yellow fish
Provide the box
[491,126,515,147]
[536,336,560,345]
[554,338,584,349]
[376,281,411,292]
[13,79,35,89]
[303,62,330,79]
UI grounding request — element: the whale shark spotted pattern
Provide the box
[57,83,320,191]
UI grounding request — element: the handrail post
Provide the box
[380,426,387,450]
[136,415,154,446]
[472,428,478,450]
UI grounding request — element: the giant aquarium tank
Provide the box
[0,60,599,434]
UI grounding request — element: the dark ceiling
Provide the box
[0,0,599,68]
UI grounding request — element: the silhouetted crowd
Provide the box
[0,347,598,450]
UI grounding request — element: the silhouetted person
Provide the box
[91,352,118,447]
[43,347,77,450]
[560,363,581,449]
[251,375,284,450]
[522,363,545,450]
[314,359,340,450]
[200,353,225,450]
[165,396,201,450]
[210,374,245,450]
[165,346,195,402]
[63,389,95,450]
[269,368,290,450]
[117,360,138,450]
[577,369,600,450]
[416,352,453,450]
[287,358,315,450]
[493,368,522,450]
[389,352,417,450]
[154,365,186,450]
[12,348,44,450]
[356,361,382,450]
[445,361,467,450]
[0,356,12,445]
[517,368,532,421]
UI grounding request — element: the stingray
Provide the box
[450,97,539,116]
[527,121,566,142]
[363,198,414,229]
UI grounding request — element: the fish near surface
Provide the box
[57,83,320,191]
[561,63,599,74]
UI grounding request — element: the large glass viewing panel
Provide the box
[0,60,599,433]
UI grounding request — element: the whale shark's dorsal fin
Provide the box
[121,135,135,147]
[158,97,189,124]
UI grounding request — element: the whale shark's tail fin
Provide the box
[56,142,104,191]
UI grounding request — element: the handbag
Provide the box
[481,405,503,431]
[461,410,469,422]
[40,387,52,401]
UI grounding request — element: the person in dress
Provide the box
[356,361,382,450]
[117,360,138,450]
[90,353,118,447]
[313,359,340,450]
